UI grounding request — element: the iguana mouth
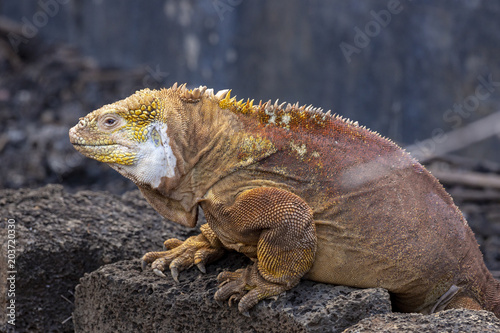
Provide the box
[70,142,127,153]
[71,143,120,147]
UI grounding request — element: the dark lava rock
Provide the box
[73,258,391,333]
[0,184,195,333]
[1,184,499,332]
[344,309,500,333]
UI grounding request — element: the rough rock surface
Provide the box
[344,309,500,333]
[73,258,391,333]
[1,184,499,332]
[0,184,194,333]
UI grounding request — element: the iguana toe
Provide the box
[214,264,288,314]
[215,279,246,306]
[163,238,184,250]
[141,233,225,282]
[217,268,246,283]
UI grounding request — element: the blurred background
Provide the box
[1,0,500,267]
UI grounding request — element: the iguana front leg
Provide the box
[142,187,317,314]
[205,187,317,314]
[141,224,225,281]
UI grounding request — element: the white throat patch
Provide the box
[118,122,177,188]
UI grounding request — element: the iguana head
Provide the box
[69,88,178,188]
[69,83,235,227]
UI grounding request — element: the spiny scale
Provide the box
[165,83,384,136]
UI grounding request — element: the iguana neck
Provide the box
[155,96,276,207]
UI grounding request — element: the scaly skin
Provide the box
[69,83,500,316]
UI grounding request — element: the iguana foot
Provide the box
[141,233,224,282]
[215,264,290,315]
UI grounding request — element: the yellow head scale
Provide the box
[69,89,165,166]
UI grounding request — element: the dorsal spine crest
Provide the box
[162,83,391,142]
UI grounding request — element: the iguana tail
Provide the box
[484,269,500,318]
[444,260,500,319]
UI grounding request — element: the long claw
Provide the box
[196,263,206,274]
[171,267,179,283]
[142,232,224,287]
[228,294,241,307]
[218,279,230,288]
[215,299,224,307]
[241,311,251,318]
[153,268,167,278]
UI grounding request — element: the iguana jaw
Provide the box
[69,114,177,189]
[69,117,139,166]
[70,141,137,165]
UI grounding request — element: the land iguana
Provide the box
[69,83,500,317]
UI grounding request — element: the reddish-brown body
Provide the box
[204,102,500,314]
[70,84,500,316]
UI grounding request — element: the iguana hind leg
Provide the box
[204,187,317,314]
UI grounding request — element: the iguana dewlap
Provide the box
[69,83,500,317]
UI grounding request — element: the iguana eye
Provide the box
[100,115,121,129]
[104,118,116,126]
